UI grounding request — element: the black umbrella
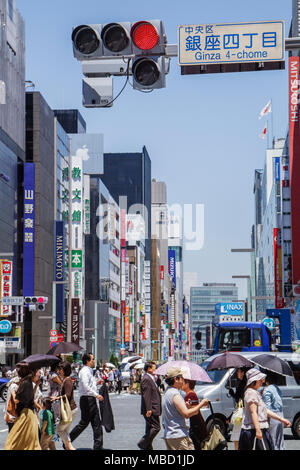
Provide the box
[251,354,293,377]
[207,352,253,371]
[46,341,83,355]
[20,354,61,370]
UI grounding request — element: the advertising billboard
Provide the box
[274,228,284,308]
[23,163,35,296]
[54,221,65,323]
[0,261,13,316]
[168,249,176,288]
[215,302,244,321]
[289,56,300,285]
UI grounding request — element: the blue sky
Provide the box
[17,0,292,298]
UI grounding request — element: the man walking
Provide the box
[69,353,104,450]
[137,361,161,450]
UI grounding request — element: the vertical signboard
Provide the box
[274,228,284,308]
[71,298,80,344]
[168,250,176,287]
[83,175,90,235]
[54,221,65,323]
[23,163,35,296]
[289,56,300,285]
[0,261,12,316]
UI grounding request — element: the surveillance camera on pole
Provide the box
[82,76,113,108]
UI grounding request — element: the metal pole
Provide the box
[250,251,257,321]
[67,142,72,343]
[52,282,56,330]
[247,278,252,321]
[94,302,98,365]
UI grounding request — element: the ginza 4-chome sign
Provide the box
[178,21,285,66]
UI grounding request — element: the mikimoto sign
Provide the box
[178,21,285,66]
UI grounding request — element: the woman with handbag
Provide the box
[57,361,78,450]
[4,363,41,450]
[182,378,208,450]
[238,368,291,450]
[229,367,248,450]
[5,369,21,432]
[47,363,63,450]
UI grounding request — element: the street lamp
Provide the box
[231,248,257,321]
[232,275,251,321]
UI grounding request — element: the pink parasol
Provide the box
[155,360,212,382]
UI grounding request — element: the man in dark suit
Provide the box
[137,361,161,450]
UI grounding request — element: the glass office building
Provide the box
[101,146,152,262]
[190,283,238,362]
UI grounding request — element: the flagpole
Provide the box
[271,98,274,147]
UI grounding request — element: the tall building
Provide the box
[151,179,169,360]
[0,0,25,365]
[168,213,184,359]
[0,0,25,287]
[253,138,286,317]
[24,92,55,355]
[190,283,238,362]
[101,147,152,263]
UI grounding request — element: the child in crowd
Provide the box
[40,398,54,450]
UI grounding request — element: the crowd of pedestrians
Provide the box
[1,356,293,451]
[2,354,115,450]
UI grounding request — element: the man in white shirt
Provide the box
[69,353,104,450]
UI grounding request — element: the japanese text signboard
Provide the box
[0,261,13,316]
[71,298,80,345]
[23,163,35,296]
[178,21,285,66]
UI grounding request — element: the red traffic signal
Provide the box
[131,21,159,50]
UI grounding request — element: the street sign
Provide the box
[71,250,82,268]
[50,329,57,337]
[1,296,24,306]
[293,285,300,296]
[50,336,58,342]
[50,341,57,348]
[262,317,276,330]
[0,319,12,334]
[178,21,285,66]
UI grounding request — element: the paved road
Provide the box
[0,391,298,450]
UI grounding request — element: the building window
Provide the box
[8,0,13,20]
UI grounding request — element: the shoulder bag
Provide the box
[201,403,228,451]
[5,393,17,423]
[60,394,72,424]
[230,399,244,427]
[252,437,267,450]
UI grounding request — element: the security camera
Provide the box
[81,59,132,77]
[82,77,113,108]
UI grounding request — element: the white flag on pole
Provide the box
[259,123,267,139]
[259,100,272,119]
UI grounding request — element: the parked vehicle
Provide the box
[210,321,272,355]
[195,351,300,439]
[0,377,9,402]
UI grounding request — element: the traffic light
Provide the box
[130,20,166,55]
[195,331,202,341]
[36,296,48,311]
[72,20,169,93]
[24,296,48,311]
[132,56,168,91]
